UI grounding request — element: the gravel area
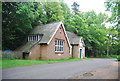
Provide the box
[69,61,119,79]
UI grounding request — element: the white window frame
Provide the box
[28,35,40,41]
[55,40,64,52]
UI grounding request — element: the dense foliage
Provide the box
[2,1,119,57]
[105,0,120,55]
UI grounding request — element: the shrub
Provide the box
[111,55,118,58]
[117,56,120,61]
[99,55,112,58]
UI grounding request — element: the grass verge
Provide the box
[0,58,2,69]
[94,55,120,59]
[83,57,91,60]
[2,58,84,69]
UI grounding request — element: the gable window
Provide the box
[55,40,64,52]
[28,35,40,41]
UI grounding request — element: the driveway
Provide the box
[2,58,118,79]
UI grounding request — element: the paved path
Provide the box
[2,58,118,79]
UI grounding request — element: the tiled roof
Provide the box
[66,31,81,45]
[66,31,85,46]
[30,21,62,44]
[17,21,69,52]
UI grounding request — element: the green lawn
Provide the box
[0,58,2,69]
[83,57,91,60]
[2,58,85,69]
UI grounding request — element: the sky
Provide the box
[64,0,111,16]
[64,0,112,27]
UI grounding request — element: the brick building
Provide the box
[17,21,85,60]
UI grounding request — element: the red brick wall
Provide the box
[28,45,41,60]
[40,25,71,60]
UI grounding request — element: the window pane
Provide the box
[32,36,33,41]
[30,36,32,41]
[56,40,57,45]
[60,40,62,46]
[34,36,36,40]
[62,47,63,51]
[55,46,57,51]
[59,47,61,51]
[36,35,37,40]
[34,36,35,40]
[29,36,31,41]
[38,35,39,40]
[60,40,61,45]
[60,47,62,51]
[57,47,58,51]
[55,40,57,45]
[28,36,29,41]
[61,40,63,46]
[57,47,59,51]
[59,40,61,45]
[32,36,33,40]
[57,40,59,45]
[32,36,34,40]
[55,40,64,52]
[31,36,33,41]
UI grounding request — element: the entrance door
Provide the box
[80,49,82,58]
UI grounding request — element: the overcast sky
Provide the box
[64,0,111,16]
[64,0,112,27]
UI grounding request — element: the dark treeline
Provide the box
[2,1,119,57]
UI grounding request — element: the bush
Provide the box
[117,56,120,61]
[111,55,118,58]
[99,55,112,58]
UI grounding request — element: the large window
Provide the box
[55,40,64,52]
[28,35,40,41]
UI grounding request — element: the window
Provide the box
[28,35,40,41]
[55,40,64,52]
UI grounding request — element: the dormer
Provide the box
[28,34,43,41]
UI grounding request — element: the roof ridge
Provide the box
[39,21,62,26]
[66,31,81,37]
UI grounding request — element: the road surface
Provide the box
[2,58,118,79]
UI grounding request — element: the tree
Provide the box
[43,2,64,23]
[71,2,80,15]
[105,0,120,55]
[2,1,118,57]
[2,2,38,50]
[105,0,120,28]
[2,1,65,50]
[60,1,73,30]
[65,11,110,57]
